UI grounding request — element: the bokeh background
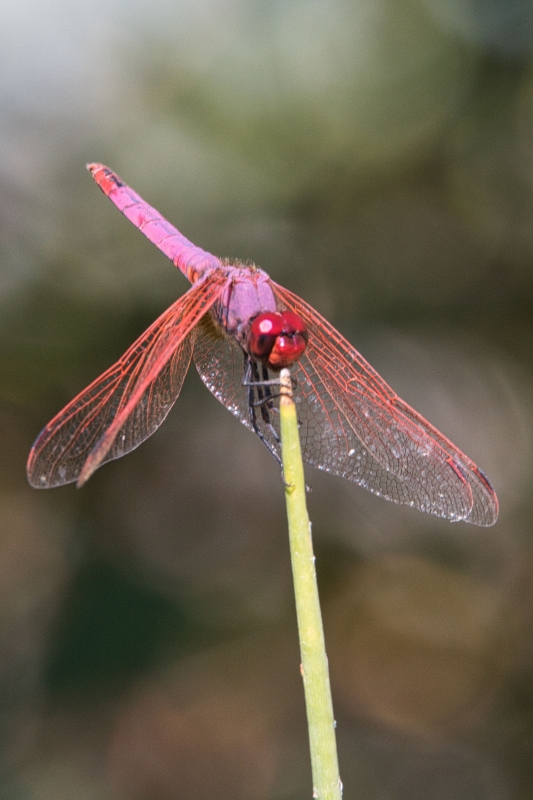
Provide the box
[1,0,533,797]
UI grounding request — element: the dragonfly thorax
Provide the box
[214,266,277,334]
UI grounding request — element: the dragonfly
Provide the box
[27,164,498,526]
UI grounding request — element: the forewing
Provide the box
[271,282,498,526]
[27,273,229,488]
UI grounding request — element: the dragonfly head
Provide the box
[249,311,308,370]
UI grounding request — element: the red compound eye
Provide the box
[249,311,308,370]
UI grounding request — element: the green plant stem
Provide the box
[279,368,342,800]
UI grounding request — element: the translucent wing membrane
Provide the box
[194,312,283,457]
[27,273,228,488]
[271,282,498,526]
[194,287,497,526]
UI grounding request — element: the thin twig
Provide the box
[279,368,342,800]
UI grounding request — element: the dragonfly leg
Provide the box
[259,363,281,444]
[243,367,295,421]
[242,375,297,391]
[248,360,281,443]
[243,356,283,467]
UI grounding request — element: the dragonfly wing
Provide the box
[271,282,498,526]
[193,313,282,457]
[27,273,229,488]
[192,307,469,523]
[87,164,222,282]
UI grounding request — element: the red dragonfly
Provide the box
[27,164,498,526]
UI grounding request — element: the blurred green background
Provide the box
[1,0,533,797]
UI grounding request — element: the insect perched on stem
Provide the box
[27,164,498,526]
